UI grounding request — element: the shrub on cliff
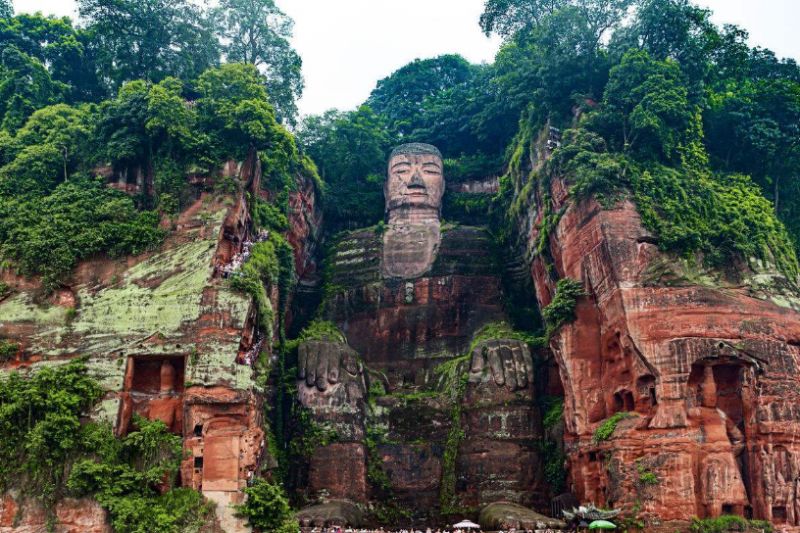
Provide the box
[0,360,215,531]
[235,478,297,533]
[0,176,164,290]
[542,278,586,335]
[690,515,773,533]
[592,412,635,443]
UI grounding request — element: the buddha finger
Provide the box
[487,341,505,386]
[306,348,319,387]
[298,342,309,379]
[315,350,330,391]
[511,342,528,388]
[470,343,486,374]
[328,347,341,384]
[500,344,518,390]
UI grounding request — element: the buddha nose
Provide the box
[408,172,426,189]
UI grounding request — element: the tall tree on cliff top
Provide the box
[0,0,12,20]
[213,0,303,126]
[77,0,219,90]
[480,0,635,42]
[366,55,474,140]
[0,14,106,103]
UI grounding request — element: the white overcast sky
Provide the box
[12,0,800,117]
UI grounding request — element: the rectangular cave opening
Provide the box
[714,364,745,426]
[773,506,787,523]
[722,504,734,515]
[129,355,186,394]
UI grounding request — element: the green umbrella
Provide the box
[588,520,616,529]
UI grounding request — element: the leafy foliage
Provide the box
[69,418,215,533]
[298,106,392,230]
[631,164,799,277]
[541,278,586,332]
[0,338,18,361]
[0,359,103,503]
[0,360,212,532]
[229,233,294,338]
[592,412,634,443]
[77,0,218,90]
[235,478,297,533]
[213,0,303,125]
[689,515,773,533]
[0,177,164,289]
[366,55,474,140]
[296,319,346,343]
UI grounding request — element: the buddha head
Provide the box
[385,143,444,219]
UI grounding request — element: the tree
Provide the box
[0,0,11,20]
[0,176,163,288]
[610,0,718,101]
[235,479,296,533]
[195,63,293,163]
[0,14,106,102]
[78,0,219,89]
[594,49,693,162]
[15,103,96,184]
[480,0,634,42]
[214,0,303,126]
[366,55,474,139]
[298,106,392,229]
[0,46,66,132]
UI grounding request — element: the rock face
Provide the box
[5,126,800,533]
[516,127,800,526]
[0,493,111,533]
[0,156,322,532]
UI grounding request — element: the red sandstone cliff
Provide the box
[0,155,323,532]
[517,127,800,528]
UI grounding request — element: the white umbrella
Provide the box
[453,520,480,529]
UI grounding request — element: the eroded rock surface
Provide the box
[516,126,800,527]
[0,157,319,532]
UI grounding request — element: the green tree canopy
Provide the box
[78,0,219,89]
[213,0,303,125]
[0,13,105,102]
[298,106,392,229]
[366,55,474,139]
[0,45,66,132]
[594,49,694,162]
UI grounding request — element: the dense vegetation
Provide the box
[0,360,214,532]
[1,0,799,528]
[299,0,800,279]
[0,0,308,289]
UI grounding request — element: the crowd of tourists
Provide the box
[302,526,561,533]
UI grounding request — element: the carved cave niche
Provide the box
[127,355,186,394]
[635,374,657,415]
[773,445,793,484]
[121,354,186,435]
[773,506,788,524]
[612,389,634,413]
[686,359,746,427]
[688,358,756,520]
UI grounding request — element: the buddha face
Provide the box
[385,147,444,213]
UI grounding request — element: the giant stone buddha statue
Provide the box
[294,144,553,528]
